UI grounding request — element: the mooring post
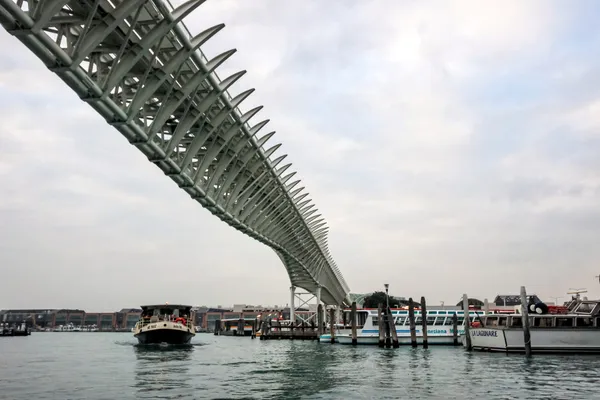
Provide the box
[329,307,335,344]
[290,286,296,324]
[378,303,385,348]
[317,304,324,338]
[214,319,220,336]
[408,298,417,348]
[388,306,399,348]
[452,313,458,345]
[462,293,472,351]
[484,298,489,315]
[237,318,244,336]
[520,286,532,357]
[385,308,392,348]
[260,319,268,340]
[351,301,357,345]
[421,296,429,349]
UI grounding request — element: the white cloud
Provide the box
[1,1,600,310]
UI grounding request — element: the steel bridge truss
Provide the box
[0,0,350,305]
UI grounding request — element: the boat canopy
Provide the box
[140,304,193,313]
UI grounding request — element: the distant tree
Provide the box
[363,291,402,308]
[456,298,484,309]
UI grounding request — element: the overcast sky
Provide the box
[1,1,600,312]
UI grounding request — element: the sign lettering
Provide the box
[471,330,498,337]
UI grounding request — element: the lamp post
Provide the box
[384,283,389,310]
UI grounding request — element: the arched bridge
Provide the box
[0,0,350,306]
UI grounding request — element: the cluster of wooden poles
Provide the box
[214,287,536,354]
[334,297,460,348]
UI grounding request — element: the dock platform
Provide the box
[259,320,320,341]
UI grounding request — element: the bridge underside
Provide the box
[0,0,350,305]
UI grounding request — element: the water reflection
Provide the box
[262,341,341,399]
[133,344,194,398]
[406,349,434,397]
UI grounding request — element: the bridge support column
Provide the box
[316,286,321,307]
[290,286,296,323]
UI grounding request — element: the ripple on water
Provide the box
[2,334,600,399]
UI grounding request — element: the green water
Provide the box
[1,333,599,399]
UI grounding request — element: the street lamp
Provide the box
[384,283,390,310]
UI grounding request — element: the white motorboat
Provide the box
[133,304,195,345]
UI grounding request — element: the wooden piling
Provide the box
[237,318,244,336]
[214,319,221,336]
[387,306,399,348]
[377,304,385,348]
[329,308,335,344]
[484,298,489,315]
[520,286,532,356]
[420,296,429,349]
[385,307,392,348]
[260,319,268,340]
[462,293,472,351]
[317,304,324,337]
[452,313,458,345]
[408,298,417,348]
[351,301,357,345]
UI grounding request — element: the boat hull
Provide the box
[318,334,337,343]
[134,321,195,345]
[470,327,600,354]
[336,334,460,345]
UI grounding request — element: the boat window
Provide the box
[415,316,422,324]
[434,317,446,326]
[575,317,593,327]
[498,317,508,326]
[426,316,436,325]
[357,312,368,326]
[532,317,553,327]
[486,317,498,327]
[510,316,522,327]
[575,303,595,314]
[372,317,379,326]
[395,317,406,325]
[556,317,574,327]
[456,317,464,325]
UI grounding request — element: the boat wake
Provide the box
[113,341,206,348]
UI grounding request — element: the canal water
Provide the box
[1,333,599,399]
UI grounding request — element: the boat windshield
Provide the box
[138,305,193,328]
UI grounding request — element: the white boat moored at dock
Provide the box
[323,308,486,345]
[468,299,600,354]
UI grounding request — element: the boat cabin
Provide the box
[481,300,600,329]
[139,304,193,327]
[340,309,484,330]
